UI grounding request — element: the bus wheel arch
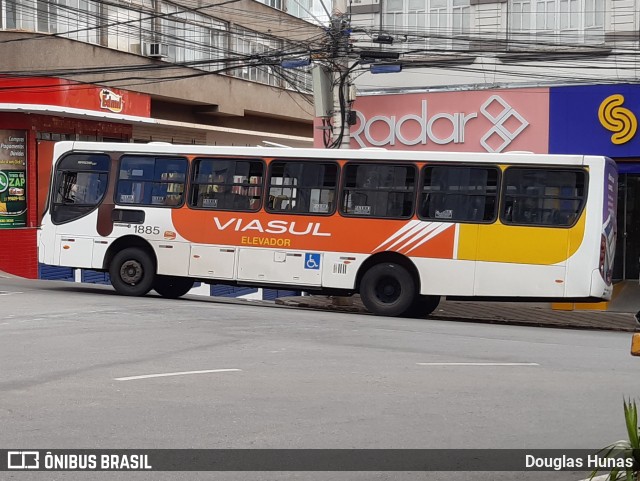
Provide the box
[104,236,157,296]
[356,253,421,317]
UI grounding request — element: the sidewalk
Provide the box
[275,295,640,332]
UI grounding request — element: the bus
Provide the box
[39,142,617,318]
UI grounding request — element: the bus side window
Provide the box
[267,161,337,215]
[117,156,187,207]
[420,165,498,223]
[190,158,263,212]
[503,201,514,222]
[518,195,540,224]
[501,168,586,227]
[342,163,415,218]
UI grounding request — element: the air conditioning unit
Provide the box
[144,42,168,58]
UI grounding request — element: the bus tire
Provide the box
[154,276,194,299]
[360,263,416,317]
[109,247,156,296]
[403,295,441,318]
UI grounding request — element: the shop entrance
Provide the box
[613,164,640,281]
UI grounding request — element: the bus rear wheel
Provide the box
[360,263,416,317]
[154,276,194,299]
[109,247,156,296]
[402,295,441,318]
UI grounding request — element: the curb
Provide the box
[274,297,640,333]
[274,297,364,313]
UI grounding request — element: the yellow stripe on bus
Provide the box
[458,213,585,265]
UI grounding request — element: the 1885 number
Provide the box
[134,225,160,235]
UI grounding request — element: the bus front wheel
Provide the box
[360,263,416,317]
[154,276,194,299]
[109,247,156,296]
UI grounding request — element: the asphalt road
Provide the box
[0,276,637,481]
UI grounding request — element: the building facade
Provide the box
[349,0,639,90]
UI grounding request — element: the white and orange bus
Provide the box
[39,142,617,317]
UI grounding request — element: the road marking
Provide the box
[417,362,540,366]
[0,291,22,296]
[114,369,242,381]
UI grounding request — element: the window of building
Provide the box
[267,161,338,214]
[116,156,188,207]
[257,0,283,9]
[501,168,586,226]
[419,165,499,222]
[57,0,100,44]
[106,2,145,54]
[231,27,282,87]
[509,0,605,44]
[3,0,56,32]
[0,0,308,93]
[190,158,263,211]
[341,163,416,218]
[385,0,404,29]
[383,0,471,49]
[36,132,74,141]
[286,0,310,18]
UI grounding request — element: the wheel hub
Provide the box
[120,260,143,285]
[376,276,401,303]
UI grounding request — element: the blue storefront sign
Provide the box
[549,84,640,157]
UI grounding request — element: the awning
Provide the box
[0,102,313,144]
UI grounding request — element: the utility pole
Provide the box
[329,0,352,150]
[329,0,356,308]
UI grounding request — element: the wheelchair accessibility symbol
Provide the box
[304,253,321,270]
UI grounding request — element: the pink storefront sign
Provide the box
[326,88,550,153]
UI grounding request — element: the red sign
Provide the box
[0,76,150,117]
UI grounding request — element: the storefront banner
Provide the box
[0,77,150,117]
[0,130,27,228]
[339,88,549,153]
[549,84,640,157]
